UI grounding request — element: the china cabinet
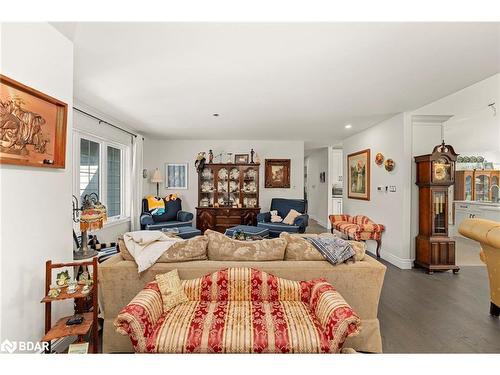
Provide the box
[414,141,459,274]
[455,170,500,201]
[196,163,261,233]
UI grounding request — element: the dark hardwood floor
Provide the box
[378,257,500,353]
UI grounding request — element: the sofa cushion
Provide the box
[281,233,366,261]
[205,229,286,261]
[146,301,331,353]
[155,269,189,311]
[118,236,208,263]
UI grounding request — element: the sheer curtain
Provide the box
[130,135,144,231]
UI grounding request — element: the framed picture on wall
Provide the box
[347,149,370,200]
[0,74,68,168]
[165,163,188,189]
[264,159,291,188]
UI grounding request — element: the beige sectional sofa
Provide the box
[99,232,386,353]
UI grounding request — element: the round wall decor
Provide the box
[375,152,384,166]
[384,158,395,172]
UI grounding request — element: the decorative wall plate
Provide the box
[384,158,395,172]
[375,152,384,166]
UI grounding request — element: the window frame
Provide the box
[73,129,131,226]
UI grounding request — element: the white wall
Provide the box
[0,23,74,348]
[304,148,329,228]
[143,139,304,220]
[414,73,499,159]
[342,113,413,268]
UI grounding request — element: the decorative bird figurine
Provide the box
[195,152,206,173]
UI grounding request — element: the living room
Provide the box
[1,1,500,372]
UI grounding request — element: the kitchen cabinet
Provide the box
[332,197,343,215]
[455,170,500,201]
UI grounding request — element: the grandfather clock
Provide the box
[415,141,459,274]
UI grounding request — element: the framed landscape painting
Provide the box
[347,149,370,200]
[265,159,291,188]
[0,74,68,168]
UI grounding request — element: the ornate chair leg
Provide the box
[375,239,381,258]
[491,302,500,317]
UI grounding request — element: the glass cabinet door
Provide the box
[228,167,240,207]
[199,167,215,207]
[465,175,472,200]
[492,176,499,202]
[432,191,447,235]
[241,166,258,208]
[475,174,490,201]
[217,167,229,206]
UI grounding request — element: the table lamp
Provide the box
[72,193,107,260]
[151,168,163,197]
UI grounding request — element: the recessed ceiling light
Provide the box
[213,113,219,117]
[344,124,352,129]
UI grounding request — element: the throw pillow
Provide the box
[205,229,286,261]
[155,269,189,311]
[283,209,301,225]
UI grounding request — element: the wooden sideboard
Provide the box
[196,207,261,233]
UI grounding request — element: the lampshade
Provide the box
[80,199,107,232]
[151,168,163,183]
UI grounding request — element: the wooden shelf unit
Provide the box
[41,258,99,353]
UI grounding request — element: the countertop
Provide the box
[454,200,500,210]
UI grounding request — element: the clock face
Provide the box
[433,158,451,182]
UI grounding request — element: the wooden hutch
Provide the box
[455,169,500,202]
[196,163,261,233]
[414,141,459,274]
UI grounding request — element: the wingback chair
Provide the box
[459,218,500,317]
[257,198,309,237]
[329,215,385,258]
[140,196,194,230]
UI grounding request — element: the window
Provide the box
[80,139,100,201]
[107,146,122,217]
[74,131,129,222]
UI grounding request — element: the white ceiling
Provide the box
[54,22,500,149]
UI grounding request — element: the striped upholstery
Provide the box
[115,268,360,353]
[329,215,385,241]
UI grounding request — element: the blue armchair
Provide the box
[257,198,309,237]
[140,197,194,231]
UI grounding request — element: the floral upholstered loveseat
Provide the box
[114,267,361,353]
[329,215,385,258]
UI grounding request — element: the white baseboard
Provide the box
[375,250,413,269]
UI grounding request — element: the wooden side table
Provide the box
[41,258,99,353]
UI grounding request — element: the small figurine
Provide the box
[48,287,61,299]
[56,270,70,287]
[208,149,213,163]
[195,152,206,173]
[250,149,255,163]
